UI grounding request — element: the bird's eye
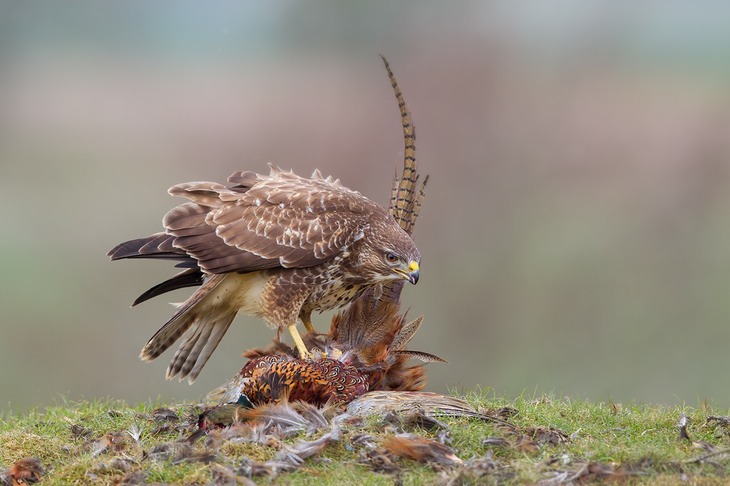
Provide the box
[385,252,399,263]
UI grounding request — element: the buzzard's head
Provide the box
[358,221,421,285]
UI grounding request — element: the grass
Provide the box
[2,392,730,485]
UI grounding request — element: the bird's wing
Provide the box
[163,164,384,274]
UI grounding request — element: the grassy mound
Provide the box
[2,392,730,484]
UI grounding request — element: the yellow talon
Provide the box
[288,323,312,360]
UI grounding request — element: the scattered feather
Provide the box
[483,437,511,448]
[678,414,691,442]
[275,418,343,464]
[152,407,179,422]
[68,422,93,439]
[524,426,571,446]
[566,461,643,482]
[143,442,192,462]
[240,401,330,437]
[197,403,250,431]
[358,447,402,475]
[210,463,254,486]
[513,434,540,454]
[684,447,730,465]
[90,432,127,457]
[350,433,377,450]
[382,433,462,467]
[87,457,136,475]
[7,458,44,485]
[116,470,147,485]
[706,415,730,438]
[441,453,501,484]
[237,457,297,478]
[126,423,142,444]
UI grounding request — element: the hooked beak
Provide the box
[395,261,420,285]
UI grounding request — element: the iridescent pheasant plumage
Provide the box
[207,57,441,410]
[237,355,368,407]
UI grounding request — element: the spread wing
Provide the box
[158,164,384,274]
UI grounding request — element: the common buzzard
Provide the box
[108,58,422,383]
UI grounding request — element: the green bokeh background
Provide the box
[2,1,730,412]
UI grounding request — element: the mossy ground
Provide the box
[2,392,730,485]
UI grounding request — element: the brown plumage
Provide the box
[7,457,44,485]
[208,62,442,407]
[108,58,421,383]
[324,287,445,392]
[382,434,462,467]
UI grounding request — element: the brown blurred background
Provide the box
[2,1,730,413]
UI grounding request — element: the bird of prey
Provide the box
[207,64,440,406]
[108,57,421,383]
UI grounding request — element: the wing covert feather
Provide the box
[162,166,385,274]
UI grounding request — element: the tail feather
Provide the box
[108,232,187,261]
[390,315,422,351]
[165,317,211,380]
[139,274,226,362]
[167,312,236,383]
[381,55,427,235]
[380,56,428,305]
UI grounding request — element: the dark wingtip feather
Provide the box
[108,238,148,259]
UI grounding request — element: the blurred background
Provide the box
[2,1,730,413]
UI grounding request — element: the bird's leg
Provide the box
[287,323,312,360]
[301,309,317,334]
[299,310,327,358]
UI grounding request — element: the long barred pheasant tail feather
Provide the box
[381,55,429,305]
[381,55,429,235]
[325,56,440,392]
